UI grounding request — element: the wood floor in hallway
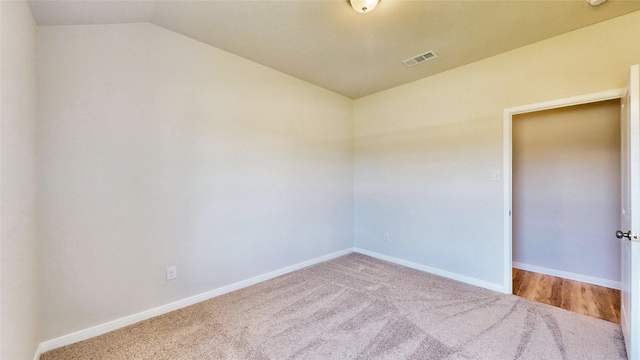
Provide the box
[512,268,620,323]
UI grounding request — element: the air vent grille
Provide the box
[403,50,438,67]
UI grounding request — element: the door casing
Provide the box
[502,88,626,294]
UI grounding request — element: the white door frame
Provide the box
[502,88,626,293]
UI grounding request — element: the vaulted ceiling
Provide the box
[28,0,640,99]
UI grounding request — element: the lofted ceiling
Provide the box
[28,0,640,99]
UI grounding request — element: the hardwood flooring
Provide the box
[512,268,620,323]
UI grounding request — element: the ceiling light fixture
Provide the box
[350,0,379,13]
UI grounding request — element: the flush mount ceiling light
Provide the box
[350,0,379,13]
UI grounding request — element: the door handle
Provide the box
[617,230,639,242]
[617,230,632,239]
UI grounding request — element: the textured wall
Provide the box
[37,23,353,341]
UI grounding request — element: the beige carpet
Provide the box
[41,253,626,360]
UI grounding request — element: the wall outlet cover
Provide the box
[166,266,177,280]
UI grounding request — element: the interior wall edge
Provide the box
[1,0,41,359]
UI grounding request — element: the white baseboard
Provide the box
[33,345,43,360]
[512,262,621,290]
[38,248,354,355]
[354,248,505,293]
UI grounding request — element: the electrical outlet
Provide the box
[166,266,177,281]
[384,233,390,242]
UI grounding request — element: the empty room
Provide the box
[2,1,640,359]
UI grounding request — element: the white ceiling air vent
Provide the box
[402,50,438,67]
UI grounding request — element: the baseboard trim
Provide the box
[33,344,43,360]
[38,248,353,355]
[354,248,505,293]
[512,262,621,290]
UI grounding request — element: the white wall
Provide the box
[1,1,40,359]
[37,23,353,341]
[513,100,621,284]
[354,11,640,288]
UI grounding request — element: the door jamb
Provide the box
[502,89,626,294]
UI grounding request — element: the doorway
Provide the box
[502,89,626,311]
[512,100,621,284]
[510,100,622,322]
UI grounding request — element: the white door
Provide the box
[619,64,640,360]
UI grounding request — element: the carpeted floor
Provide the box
[41,253,627,359]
